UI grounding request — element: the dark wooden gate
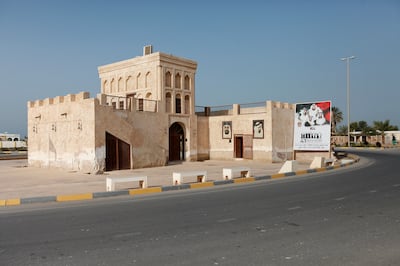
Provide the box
[234,136,243,158]
[234,135,253,159]
[106,132,131,171]
[169,123,185,161]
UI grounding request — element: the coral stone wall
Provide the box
[27,92,98,173]
[94,96,169,170]
[203,101,296,162]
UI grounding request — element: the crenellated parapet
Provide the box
[28,92,91,108]
[267,100,295,110]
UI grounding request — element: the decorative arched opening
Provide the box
[175,73,181,89]
[169,123,185,161]
[126,76,133,91]
[136,73,142,89]
[145,71,151,88]
[165,71,171,87]
[184,95,190,114]
[165,92,172,113]
[110,78,115,93]
[145,92,153,111]
[103,80,109,93]
[118,77,123,92]
[184,75,190,90]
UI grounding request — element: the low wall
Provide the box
[295,151,331,162]
[0,141,27,149]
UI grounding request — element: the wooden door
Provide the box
[118,139,131,170]
[105,132,131,171]
[235,136,243,158]
[169,123,184,161]
[106,133,117,171]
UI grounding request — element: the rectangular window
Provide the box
[138,98,144,111]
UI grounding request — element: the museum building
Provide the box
[27,46,301,174]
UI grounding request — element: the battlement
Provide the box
[28,91,91,108]
[267,100,295,110]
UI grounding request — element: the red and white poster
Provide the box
[293,101,331,151]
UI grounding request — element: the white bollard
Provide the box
[310,157,325,169]
[279,160,298,173]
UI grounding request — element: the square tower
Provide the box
[98,46,197,115]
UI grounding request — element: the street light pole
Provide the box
[341,56,356,148]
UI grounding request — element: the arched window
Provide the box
[165,92,172,113]
[145,71,151,89]
[145,92,154,111]
[118,77,123,92]
[184,95,190,114]
[110,78,115,93]
[136,73,142,89]
[175,73,181,89]
[175,94,181,114]
[103,80,109,93]
[165,71,172,87]
[184,75,190,90]
[126,76,134,91]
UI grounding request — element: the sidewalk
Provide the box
[0,159,315,200]
[2,157,360,207]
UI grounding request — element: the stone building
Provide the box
[0,133,27,150]
[27,46,308,174]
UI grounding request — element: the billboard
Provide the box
[293,101,331,151]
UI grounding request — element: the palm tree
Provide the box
[350,121,359,132]
[372,120,399,145]
[331,106,343,134]
[358,120,372,135]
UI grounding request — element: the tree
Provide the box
[350,121,359,132]
[331,106,343,134]
[358,120,374,135]
[372,120,399,145]
[337,125,348,135]
[349,121,373,134]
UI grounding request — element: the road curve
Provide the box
[0,149,399,266]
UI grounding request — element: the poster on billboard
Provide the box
[293,101,331,151]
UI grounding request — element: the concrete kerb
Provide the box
[0,157,360,207]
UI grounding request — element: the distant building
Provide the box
[0,133,27,149]
[332,130,400,147]
[27,46,327,173]
[0,133,20,141]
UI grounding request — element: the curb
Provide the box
[0,159,359,207]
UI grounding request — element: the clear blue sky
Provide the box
[1,0,399,137]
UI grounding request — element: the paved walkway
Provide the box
[0,159,311,200]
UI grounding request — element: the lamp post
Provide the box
[341,56,356,147]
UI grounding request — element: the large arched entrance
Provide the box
[169,123,185,161]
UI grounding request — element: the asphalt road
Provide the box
[0,151,27,160]
[1,149,399,266]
